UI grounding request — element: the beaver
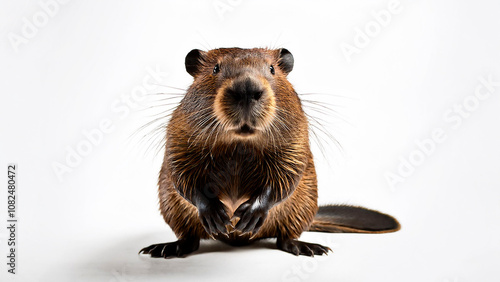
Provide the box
[139,47,400,258]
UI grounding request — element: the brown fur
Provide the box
[142,47,399,258]
[158,48,316,243]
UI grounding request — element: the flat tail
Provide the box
[308,205,401,234]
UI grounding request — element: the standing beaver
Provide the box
[139,47,400,258]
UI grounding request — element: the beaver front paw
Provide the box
[195,196,231,236]
[232,192,272,235]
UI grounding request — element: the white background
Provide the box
[1,0,500,281]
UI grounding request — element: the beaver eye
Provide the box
[270,65,275,75]
[213,64,220,74]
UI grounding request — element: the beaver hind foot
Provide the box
[277,238,332,257]
[139,237,200,258]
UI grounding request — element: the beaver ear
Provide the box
[278,48,294,75]
[185,49,206,77]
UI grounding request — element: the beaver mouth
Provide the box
[234,124,255,136]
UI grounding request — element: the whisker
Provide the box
[298,92,355,100]
[148,84,188,92]
[145,92,185,96]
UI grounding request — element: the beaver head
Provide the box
[182,47,305,145]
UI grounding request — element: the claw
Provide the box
[139,238,200,259]
[277,238,332,257]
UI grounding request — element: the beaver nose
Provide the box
[227,78,263,103]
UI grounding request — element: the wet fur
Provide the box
[140,48,399,258]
